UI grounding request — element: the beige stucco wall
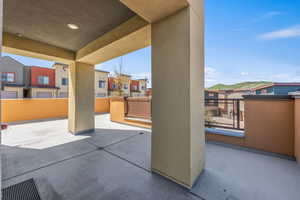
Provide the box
[151,5,204,188]
[138,79,147,96]
[30,88,57,98]
[95,71,108,97]
[54,63,69,97]
[3,86,23,98]
[68,62,95,134]
[122,75,131,96]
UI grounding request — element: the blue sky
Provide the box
[3,0,300,87]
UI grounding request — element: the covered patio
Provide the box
[1,0,205,191]
[2,114,300,200]
[2,1,300,199]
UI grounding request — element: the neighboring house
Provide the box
[95,70,109,97]
[138,79,147,96]
[25,66,58,98]
[130,79,148,97]
[0,56,25,99]
[205,90,218,99]
[205,89,246,120]
[205,90,219,106]
[108,74,131,97]
[54,63,69,98]
[253,83,300,95]
[146,88,152,97]
[223,89,253,99]
[130,80,140,97]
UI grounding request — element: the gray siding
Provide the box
[0,56,25,85]
[24,66,31,87]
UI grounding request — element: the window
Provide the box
[99,80,106,88]
[38,76,49,85]
[133,85,138,91]
[2,72,15,83]
[96,93,106,97]
[62,78,68,86]
[261,89,267,94]
[123,84,128,90]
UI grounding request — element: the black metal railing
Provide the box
[205,98,244,130]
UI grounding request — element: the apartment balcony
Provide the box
[2,110,300,200]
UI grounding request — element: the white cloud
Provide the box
[261,11,283,19]
[205,67,217,79]
[233,11,283,32]
[259,25,300,40]
[205,67,220,87]
[240,72,249,76]
[250,11,283,24]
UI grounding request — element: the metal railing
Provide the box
[205,98,244,130]
[125,97,151,120]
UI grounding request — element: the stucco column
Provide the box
[294,96,300,163]
[151,5,205,188]
[68,62,95,134]
[0,0,3,197]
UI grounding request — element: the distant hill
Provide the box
[208,81,272,90]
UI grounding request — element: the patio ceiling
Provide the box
[2,0,190,64]
[4,0,136,51]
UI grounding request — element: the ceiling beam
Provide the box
[119,0,189,23]
[2,32,75,64]
[76,15,150,65]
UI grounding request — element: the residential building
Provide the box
[95,69,109,97]
[0,56,25,98]
[205,90,219,106]
[130,80,140,97]
[25,66,58,98]
[253,83,300,95]
[138,78,147,96]
[146,88,152,97]
[205,90,218,99]
[108,74,131,97]
[54,63,69,98]
[130,79,148,97]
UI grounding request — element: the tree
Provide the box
[113,56,126,97]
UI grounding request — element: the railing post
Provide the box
[237,99,240,129]
[232,100,235,128]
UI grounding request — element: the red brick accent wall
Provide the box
[130,80,139,91]
[30,66,55,87]
[108,77,116,90]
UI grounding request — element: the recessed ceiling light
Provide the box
[67,23,79,30]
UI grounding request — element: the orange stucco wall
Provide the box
[1,98,110,123]
[110,96,296,157]
[95,98,110,113]
[110,97,151,129]
[206,98,295,157]
[294,98,300,162]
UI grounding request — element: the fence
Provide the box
[125,97,151,119]
[205,98,244,130]
[1,98,110,123]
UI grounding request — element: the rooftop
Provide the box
[2,114,300,200]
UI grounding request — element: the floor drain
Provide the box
[2,178,41,200]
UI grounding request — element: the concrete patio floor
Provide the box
[2,114,300,200]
